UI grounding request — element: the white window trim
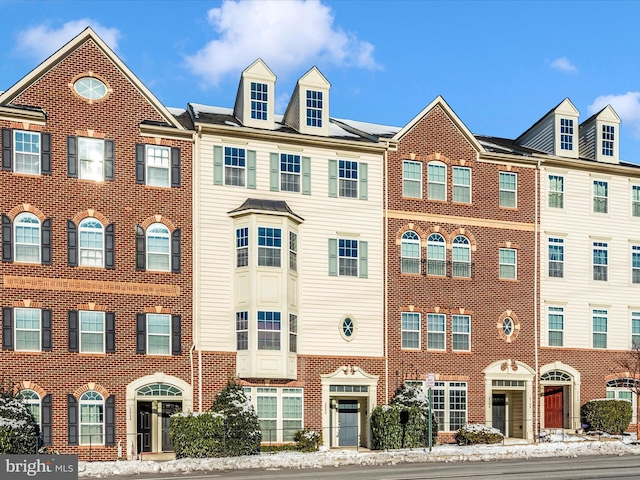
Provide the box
[338,238,359,277]
[427,313,446,351]
[78,137,105,181]
[338,159,358,198]
[14,307,41,352]
[79,310,106,354]
[499,171,517,208]
[592,242,608,282]
[593,180,608,214]
[548,174,564,209]
[14,212,41,264]
[592,308,608,349]
[224,146,247,187]
[146,145,171,188]
[401,312,421,350]
[547,306,564,347]
[146,313,171,356]
[451,314,471,352]
[427,161,447,201]
[499,248,517,280]
[280,153,301,193]
[79,390,105,446]
[13,130,41,175]
[631,311,640,349]
[548,237,564,279]
[257,226,282,268]
[244,386,304,444]
[403,160,422,199]
[401,231,421,274]
[452,166,471,204]
[146,223,171,272]
[79,218,105,268]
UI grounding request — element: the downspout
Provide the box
[189,344,195,410]
[195,125,203,413]
[534,159,540,441]
[384,147,389,401]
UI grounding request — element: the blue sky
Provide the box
[1,0,640,161]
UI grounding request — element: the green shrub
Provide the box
[454,424,504,445]
[170,412,224,459]
[293,429,322,452]
[371,405,403,449]
[211,378,262,456]
[0,390,39,454]
[581,399,633,435]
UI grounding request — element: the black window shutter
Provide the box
[135,225,146,270]
[2,128,12,171]
[2,307,13,350]
[41,132,51,175]
[67,136,77,178]
[104,139,115,180]
[41,218,52,265]
[42,309,52,351]
[171,315,182,355]
[2,215,13,262]
[171,229,181,273]
[171,147,181,187]
[105,395,115,446]
[136,314,146,354]
[135,144,145,184]
[105,223,115,269]
[105,312,115,353]
[67,220,77,267]
[68,310,79,353]
[41,394,52,445]
[67,394,78,446]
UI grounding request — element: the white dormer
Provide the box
[233,59,276,130]
[579,105,620,164]
[516,98,579,159]
[283,67,330,136]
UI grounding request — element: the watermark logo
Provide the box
[1,455,77,479]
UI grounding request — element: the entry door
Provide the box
[544,386,564,428]
[137,402,152,453]
[492,394,506,435]
[338,400,359,446]
[161,402,182,452]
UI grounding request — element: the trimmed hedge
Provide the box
[581,399,632,435]
[0,392,39,454]
[293,429,322,452]
[170,412,224,459]
[455,424,504,445]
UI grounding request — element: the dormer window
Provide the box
[560,118,573,151]
[602,125,615,156]
[306,90,323,127]
[250,82,268,120]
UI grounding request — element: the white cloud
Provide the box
[550,56,577,72]
[589,92,640,138]
[185,0,380,86]
[15,20,121,61]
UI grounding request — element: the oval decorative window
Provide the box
[497,311,520,343]
[502,317,514,336]
[74,77,108,100]
[340,315,357,341]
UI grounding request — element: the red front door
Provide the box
[544,386,564,428]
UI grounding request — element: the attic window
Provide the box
[74,77,107,101]
[560,118,573,150]
[250,82,268,120]
[602,125,615,156]
[306,90,323,127]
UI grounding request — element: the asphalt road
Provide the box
[107,453,640,480]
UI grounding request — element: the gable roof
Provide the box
[0,27,184,130]
[514,97,578,144]
[392,96,484,152]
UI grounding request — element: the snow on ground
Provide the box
[79,435,640,478]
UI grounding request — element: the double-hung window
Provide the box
[225,147,246,187]
[401,312,421,349]
[593,180,608,213]
[250,82,268,120]
[548,306,564,347]
[499,172,517,208]
[633,185,640,217]
[431,381,467,431]
[80,311,105,353]
[427,233,445,276]
[289,232,297,272]
[452,236,471,278]
[560,118,573,151]
[14,213,41,263]
[632,312,640,349]
[146,145,170,187]
[257,311,281,350]
[258,227,281,267]
[339,160,358,198]
[306,90,323,127]
[633,245,640,284]
[427,162,446,200]
[403,160,422,198]
[548,175,564,208]
[452,166,471,203]
[236,227,249,268]
[79,391,104,445]
[499,248,517,279]
[427,313,445,350]
[289,314,297,353]
[78,138,106,181]
[236,311,248,350]
[602,125,615,156]
[452,315,470,351]
[401,231,421,274]
[592,309,608,348]
[338,239,358,276]
[147,314,171,355]
[14,130,41,174]
[147,223,171,271]
[19,390,41,426]
[593,242,608,281]
[548,238,564,278]
[245,387,303,443]
[79,218,104,267]
[280,154,301,192]
[14,308,41,352]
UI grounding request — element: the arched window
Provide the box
[427,162,447,201]
[401,231,420,274]
[452,235,471,278]
[79,218,104,267]
[541,371,572,382]
[427,233,446,276]
[18,389,41,425]
[79,390,104,445]
[606,378,638,423]
[147,223,170,271]
[14,213,40,263]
